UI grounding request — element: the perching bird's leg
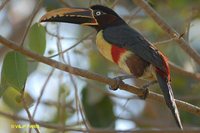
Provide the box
[141,80,158,89]
[138,88,149,100]
[139,80,157,99]
[109,75,134,90]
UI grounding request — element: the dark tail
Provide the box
[156,72,183,129]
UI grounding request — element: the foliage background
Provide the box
[0,0,200,132]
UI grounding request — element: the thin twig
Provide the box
[20,0,43,47]
[154,38,175,45]
[0,36,200,117]
[66,54,90,131]
[133,0,200,65]
[0,0,10,11]
[38,100,75,111]
[21,93,40,133]
[0,110,87,132]
[169,62,200,81]
[56,25,90,131]
[110,0,120,8]
[29,69,54,133]
[127,7,142,24]
[116,99,131,117]
[45,26,80,40]
[48,31,94,58]
[32,68,55,117]
[57,0,70,7]
[179,95,200,101]
[0,110,200,132]
[55,25,68,133]
[89,0,93,6]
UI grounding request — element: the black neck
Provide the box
[93,19,126,32]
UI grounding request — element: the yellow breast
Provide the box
[96,30,131,74]
[96,30,113,62]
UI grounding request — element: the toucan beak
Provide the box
[40,7,98,26]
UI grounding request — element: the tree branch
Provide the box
[169,62,200,81]
[21,94,40,133]
[0,110,200,133]
[0,35,200,117]
[0,0,10,11]
[133,0,200,65]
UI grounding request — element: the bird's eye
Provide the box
[95,11,102,16]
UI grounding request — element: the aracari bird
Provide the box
[40,5,182,129]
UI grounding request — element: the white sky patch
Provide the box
[189,19,200,49]
[0,10,12,37]
[9,0,35,24]
[113,91,145,117]
[114,5,130,16]
[19,104,57,122]
[26,69,60,101]
[115,119,136,130]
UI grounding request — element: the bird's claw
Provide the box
[139,80,157,99]
[139,87,149,99]
[109,77,123,91]
[109,75,134,90]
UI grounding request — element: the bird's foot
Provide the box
[139,87,149,100]
[142,80,157,89]
[109,75,134,91]
[139,80,157,99]
[109,77,122,90]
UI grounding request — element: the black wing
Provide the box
[103,24,166,72]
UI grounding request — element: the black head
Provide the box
[40,5,126,31]
[90,5,125,30]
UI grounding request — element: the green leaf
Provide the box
[1,51,28,96]
[2,87,34,112]
[82,86,115,128]
[28,23,46,55]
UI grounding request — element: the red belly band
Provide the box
[111,45,126,64]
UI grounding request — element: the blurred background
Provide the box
[0,0,200,132]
